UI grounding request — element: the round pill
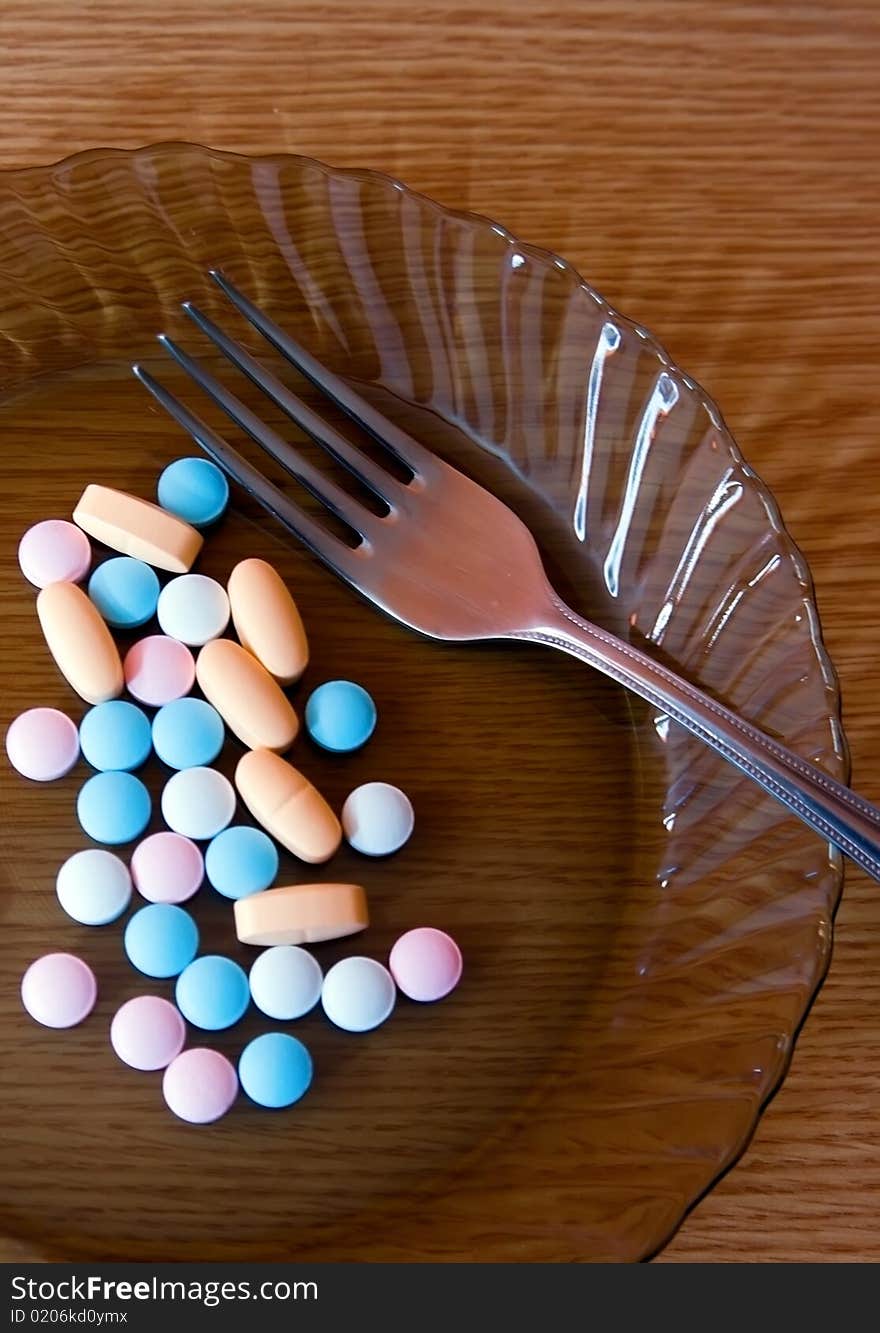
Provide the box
[21,952,97,1028]
[88,557,160,628]
[79,700,152,772]
[175,955,250,1030]
[162,1048,238,1124]
[161,767,236,840]
[305,680,377,753]
[152,697,225,770]
[249,945,323,1020]
[124,903,199,978]
[110,995,186,1071]
[157,574,230,647]
[131,831,204,904]
[124,635,195,706]
[321,956,395,1033]
[77,770,152,845]
[56,848,132,926]
[18,519,91,588]
[5,707,79,781]
[341,782,414,856]
[239,1032,313,1109]
[205,825,279,900]
[157,457,230,527]
[389,927,463,1002]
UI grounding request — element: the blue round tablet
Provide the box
[152,697,225,770]
[77,770,152,845]
[304,680,377,753]
[175,955,250,1030]
[204,825,279,900]
[124,902,199,978]
[88,557,160,629]
[157,457,229,527]
[238,1032,313,1109]
[79,700,152,772]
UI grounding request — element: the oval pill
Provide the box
[157,457,229,527]
[234,882,368,947]
[123,635,195,707]
[110,995,186,1071]
[5,707,80,781]
[197,640,299,753]
[161,767,236,840]
[234,749,340,863]
[88,556,160,628]
[157,574,230,647]
[21,952,97,1029]
[321,956,396,1033]
[163,1048,238,1124]
[152,697,225,770]
[342,782,415,856]
[56,848,132,926]
[305,679,376,753]
[175,955,250,1030]
[18,519,91,589]
[73,483,203,573]
[249,945,323,1020]
[205,825,279,900]
[77,770,152,845]
[79,700,152,772]
[227,558,309,685]
[131,831,204,904]
[124,903,199,978]
[239,1032,313,1109]
[37,581,124,705]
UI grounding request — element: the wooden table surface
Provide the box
[1,0,879,1263]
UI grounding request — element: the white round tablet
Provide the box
[321,956,396,1033]
[161,766,236,840]
[249,945,323,1021]
[56,848,132,926]
[341,782,415,857]
[156,573,230,647]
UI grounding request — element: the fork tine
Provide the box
[156,334,383,542]
[209,269,437,481]
[181,300,403,509]
[133,363,363,579]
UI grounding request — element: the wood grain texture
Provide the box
[0,0,878,1263]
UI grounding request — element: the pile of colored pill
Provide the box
[7,456,462,1124]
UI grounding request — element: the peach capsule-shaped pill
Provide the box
[73,484,203,573]
[37,582,124,704]
[227,559,309,685]
[196,640,299,752]
[234,748,341,863]
[234,882,368,946]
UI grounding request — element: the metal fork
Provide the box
[133,270,880,883]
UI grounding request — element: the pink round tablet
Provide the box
[124,635,195,707]
[18,519,92,589]
[162,1047,238,1124]
[110,995,186,1071]
[21,952,97,1028]
[5,707,80,782]
[131,831,204,904]
[389,927,463,1003]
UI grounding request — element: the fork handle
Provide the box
[516,595,880,883]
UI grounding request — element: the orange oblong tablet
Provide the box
[73,484,203,574]
[37,582,124,704]
[234,748,341,863]
[228,558,309,685]
[197,640,299,752]
[234,883,368,946]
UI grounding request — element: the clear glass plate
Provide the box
[0,143,846,1261]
